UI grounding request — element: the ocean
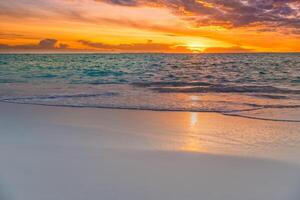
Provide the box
[0,53,299,121]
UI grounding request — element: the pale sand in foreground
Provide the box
[0,102,300,200]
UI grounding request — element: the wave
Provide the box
[133,81,213,87]
[1,96,300,123]
[0,82,299,123]
[250,94,289,99]
[2,93,300,109]
[223,113,300,123]
[133,81,300,95]
[0,100,258,112]
[1,54,299,123]
[150,85,300,94]
[1,92,119,101]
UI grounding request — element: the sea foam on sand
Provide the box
[0,102,300,200]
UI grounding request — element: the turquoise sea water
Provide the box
[0,53,300,121]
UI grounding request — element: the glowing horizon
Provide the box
[1,0,300,53]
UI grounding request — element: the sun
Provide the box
[186,43,205,53]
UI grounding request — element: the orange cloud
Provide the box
[203,46,253,53]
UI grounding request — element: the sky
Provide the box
[0,0,300,53]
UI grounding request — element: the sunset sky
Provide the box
[1,0,300,53]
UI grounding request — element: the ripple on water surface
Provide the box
[0,53,299,122]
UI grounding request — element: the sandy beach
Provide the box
[1,102,300,200]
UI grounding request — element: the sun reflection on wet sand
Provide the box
[52,103,300,163]
[179,95,205,152]
[179,112,206,152]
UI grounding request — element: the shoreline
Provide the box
[2,100,300,123]
[1,102,300,161]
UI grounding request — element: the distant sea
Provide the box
[0,53,299,121]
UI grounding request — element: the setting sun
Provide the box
[186,43,206,53]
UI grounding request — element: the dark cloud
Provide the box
[0,44,10,49]
[59,43,69,49]
[0,39,69,51]
[101,0,138,6]
[98,0,300,30]
[38,39,57,48]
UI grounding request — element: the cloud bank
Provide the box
[78,40,191,52]
[0,39,192,53]
[0,38,264,53]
